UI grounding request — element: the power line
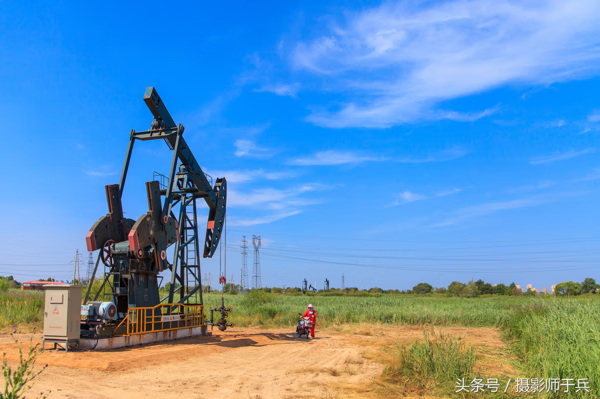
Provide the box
[260,247,600,263]
[259,252,599,273]
[0,263,76,267]
[226,228,599,245]
[209,245,600,264]
[263,240,600,253]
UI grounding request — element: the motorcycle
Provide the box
[296,313,313,339]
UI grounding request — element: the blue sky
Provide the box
[0,0,599,291]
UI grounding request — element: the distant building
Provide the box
[551,284,556,294]
[527,284,533,290]
[21,281,68,291]
[516,285,521,290]
[542,287,547,293]
[533,288,539,293]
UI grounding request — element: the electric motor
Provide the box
[98,302,117,320]
[83,301,117,321]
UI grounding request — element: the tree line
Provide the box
[208,277,600,297]
[3,275,598,297]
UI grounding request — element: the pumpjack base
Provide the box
[79,325,210,351]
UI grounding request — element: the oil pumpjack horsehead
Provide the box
[83,87,232,336]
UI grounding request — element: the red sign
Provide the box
[53,306,59,315]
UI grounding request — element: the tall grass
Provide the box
[504,300,600,398]
[381,330,476,395]
[0,291,44,332]
[204,292,542,328]
[1,289,598,398]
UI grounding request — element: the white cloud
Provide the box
[192,91,239,126]
[588,110,600,122]
[289,147,468,166]
[228,211,303,227]
[435,197,543,226]
[228,184,329,208]
[436,188,463,197]
[508,180,556,193]
[255,83,301,98]
[575,167,600,182]
[530,148,595,165]
[83,166,118,177]
[396,146,469,163]
[215,123,271,137]
[234,139,275,158]
[291,0,600,128]
[205,169,298,184]
[509,166,600,192]
[226,183,333,226]
[391,188,462,206]
[537,119,566,128]
[393,191,427,205]
[288,150,386,165]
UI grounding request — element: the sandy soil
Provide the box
[0,326,515,399]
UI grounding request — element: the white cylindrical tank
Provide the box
[98,302,117,320]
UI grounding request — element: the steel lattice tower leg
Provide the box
[241,236,249,292]
[72,249,81,284]
[252,235,261,289]
[87,251,94,283]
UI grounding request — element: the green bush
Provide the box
[0,281,10,293]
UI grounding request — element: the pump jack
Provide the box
[84,87,231,335]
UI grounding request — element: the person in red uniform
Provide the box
[302,304,317,338]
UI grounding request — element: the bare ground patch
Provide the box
[0,325,519,398]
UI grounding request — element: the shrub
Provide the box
[1,339,47,399]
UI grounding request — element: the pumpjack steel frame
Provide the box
[85,87,227,330]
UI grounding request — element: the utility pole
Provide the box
[241,236,249,292]
[342,274,345,290]
[252,235,262,289]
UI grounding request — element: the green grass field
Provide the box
[204,292,599,398]
[0,290,44,332]
[203,292,537,328]
[2,290,597,397]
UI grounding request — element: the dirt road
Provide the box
[0,326,512,399]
